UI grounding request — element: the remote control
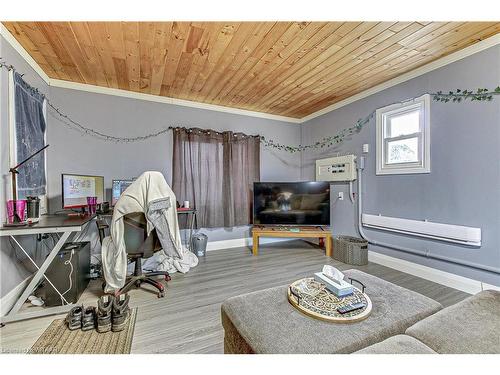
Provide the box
[337,302,366,314]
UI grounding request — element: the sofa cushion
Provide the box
[355,335,436,354]
[221,269,442,354]
[406,290,500,354]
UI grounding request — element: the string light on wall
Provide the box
[1,58,499,151]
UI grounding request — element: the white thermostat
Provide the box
[316,154,357,182]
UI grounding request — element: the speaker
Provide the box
[36,242,91,307]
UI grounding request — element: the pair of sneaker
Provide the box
[65,305,99,332]
[65,294,130,333]
[97,294,130,333]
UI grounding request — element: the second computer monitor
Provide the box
[112,179,134,206]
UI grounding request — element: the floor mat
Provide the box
[29,308,137,354]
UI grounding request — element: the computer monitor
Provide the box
[62,174,105,209]
[111,179,134,206]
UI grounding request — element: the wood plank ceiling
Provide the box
[3,22,500,118]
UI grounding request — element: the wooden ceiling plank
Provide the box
[175,22,216,98]
[87,22,119,88]
[254,23,458,113]
[187,22,242,101]
[226,21,315,106]
[138,22,156,93]
[122,22,141,92]
[54,22,97,85]
[170,24,206,96]
[212,22,302,105]
[260,22,407,112]
[246,22,373,109]
[272,21,465,115]
[206,22,278,105]
[68,22,108,86]
[266,22,426,111]
[414,22,499,54]
[150,22,173,95]
[233,22,330,106]
[34,22,84,83]
[283,23,499,117]
[233,22,345,108]
[4,22,61,79]
[188,22,256,102]
[159,22,192,97]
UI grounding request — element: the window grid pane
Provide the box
[387,110,420,138]
[386,137,419,164]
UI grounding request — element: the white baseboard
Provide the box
[206,237,295,251]
[0,276,31,317]
[368,251,500,295]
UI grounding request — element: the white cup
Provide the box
[183,201,190,208]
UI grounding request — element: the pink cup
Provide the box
[7,200,26,223]
[86,196,97,215]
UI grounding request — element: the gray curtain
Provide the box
[172,127,260,228]
[14,72,47,198]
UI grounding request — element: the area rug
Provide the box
[29,308,137,354]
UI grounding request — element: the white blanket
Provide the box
[101,171,198,292]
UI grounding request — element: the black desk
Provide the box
[0,214,95,325]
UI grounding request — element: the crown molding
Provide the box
[2,22,499,124]
[301,33,500,123]
[0,23,50,85]
[49,79,302,123]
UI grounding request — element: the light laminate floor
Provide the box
[0,240,470,354]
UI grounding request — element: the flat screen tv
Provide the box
[253,182,330,226]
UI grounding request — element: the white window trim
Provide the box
[376,94,430,175]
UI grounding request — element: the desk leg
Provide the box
[252,233,259,256]
[188,213,195,252]
[325,235,332,257]
[3,231,74,323]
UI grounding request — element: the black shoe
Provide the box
[82,306,96,331]
[112,294,130,332]
[97,295,114,333]
[65,305,83,330]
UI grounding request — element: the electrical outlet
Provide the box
[338,192,344,200]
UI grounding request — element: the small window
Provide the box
[376,94,430,175]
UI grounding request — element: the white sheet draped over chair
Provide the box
[101,171,198,293]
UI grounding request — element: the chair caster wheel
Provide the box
[165,275,171,282]
[158,291,165,298]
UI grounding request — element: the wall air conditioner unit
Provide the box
[362,214,481,246]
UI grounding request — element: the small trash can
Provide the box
[191,233,208,257]
[333,235,368,265]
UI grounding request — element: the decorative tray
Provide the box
[287,277,372,323]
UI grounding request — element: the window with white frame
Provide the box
[376,94,430,175]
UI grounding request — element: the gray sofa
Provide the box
[357,289,500,354]
[221,269,500,354]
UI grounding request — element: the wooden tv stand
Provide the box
[251,225,332,256]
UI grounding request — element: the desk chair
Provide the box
[97,213,171,298]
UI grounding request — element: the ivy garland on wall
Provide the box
[260,87,500,153]
[1,58,499,151]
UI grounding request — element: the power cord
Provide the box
[60,249,74,305]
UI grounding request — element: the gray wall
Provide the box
[301,45,500,286]
[47,86,302,242]
[0,36,51,298]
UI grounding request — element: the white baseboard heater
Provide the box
[362,214,481,246]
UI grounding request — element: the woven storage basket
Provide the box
[333,235,368,265]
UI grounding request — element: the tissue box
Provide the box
[314,272,354,297]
